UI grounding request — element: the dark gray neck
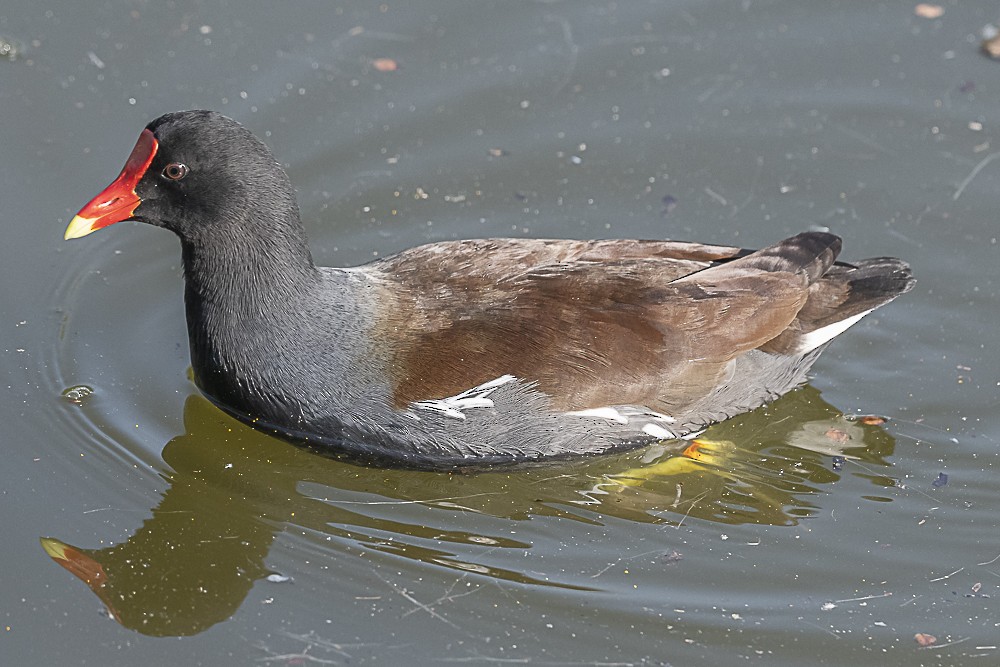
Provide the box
[179,217,323,405]
[181,222,317,307]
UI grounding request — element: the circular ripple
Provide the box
[43,228,193,475]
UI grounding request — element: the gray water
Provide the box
[3,1,999,665]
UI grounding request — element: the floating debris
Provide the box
[661,195,678,216]
[914,4,944,19]
[0,36,20,61]
[660,550,683,565]
[824,428,851,444]
[62,385,95,405]
[371,57,398,72]
[914,632,937,647]
[983,25,1000,59]
[846,414,887,425]
[984,36,1000,59]
[832,455,845,471]
[932,472,949,488]
[265,573,293,584]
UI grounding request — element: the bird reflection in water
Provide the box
[41,385,896,636]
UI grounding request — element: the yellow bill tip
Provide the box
[40,537,70,560]
[64,215,97,240]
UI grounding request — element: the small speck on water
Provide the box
[661,195,678,216]
[62,385,94,405]
[0,37,21,61]
[858,414,887,426]
[371,57,398,72]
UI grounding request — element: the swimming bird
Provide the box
[66,110,914,469]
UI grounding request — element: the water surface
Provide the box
[3,1,999,665]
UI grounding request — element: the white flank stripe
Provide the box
[621,407,676,424]
[475,374,517,391]
[642,424,674,439]
[796,308,875,353]
[412,375,516,420]
[565,407,629,424]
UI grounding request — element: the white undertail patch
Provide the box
[796,308,875,353]
[411,374,516,420]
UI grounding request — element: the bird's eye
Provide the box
[162,163,189,181]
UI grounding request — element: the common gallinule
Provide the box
[66,111,914,469]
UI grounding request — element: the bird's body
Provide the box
[67,111,914,469]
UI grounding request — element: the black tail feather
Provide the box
[760,251,914,355]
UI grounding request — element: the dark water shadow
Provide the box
[41,385,896,636]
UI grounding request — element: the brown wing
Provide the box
[371,235,835,413]
[374,237,748,287]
